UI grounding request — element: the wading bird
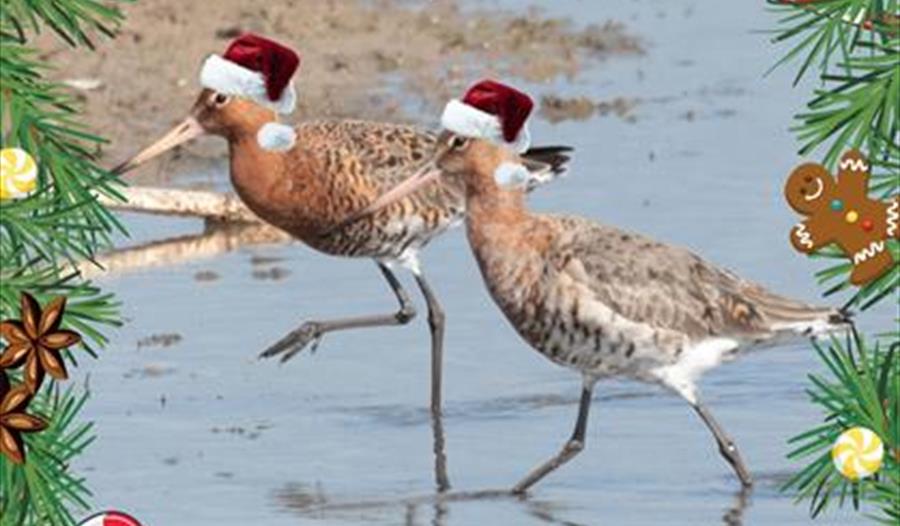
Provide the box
[340,91,849,493]
[113,35,570,434]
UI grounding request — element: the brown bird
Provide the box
[112,35,571,432]
[344,101,850,493]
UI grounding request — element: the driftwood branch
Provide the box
[68,186,293,278]
[98,186,264,224]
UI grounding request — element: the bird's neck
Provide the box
[226,125,320,234]
[464,163,531,253]
[227,120,362,242]
[464,151,529,221]
[463,166,551,313]
[228,130,286,200]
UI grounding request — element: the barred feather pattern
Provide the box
[465,206,844,384]
[228,119,566,262]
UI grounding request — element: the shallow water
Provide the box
[73,1,893,524]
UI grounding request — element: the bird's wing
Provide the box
[294,120,462,221]
[296,120,438,189]
[297,121,573,193]
[520,146,574,192]
[544,214,837,341]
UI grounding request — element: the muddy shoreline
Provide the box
[36,0,640,181]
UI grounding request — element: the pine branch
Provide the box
[1,39,127,269]
[0,1,130,524]
[782,335,899,519]
[773,3,900,523]
[0,0,129,48]
[772,0,899,311]
[792,41,899,166]
[0,379,94,526]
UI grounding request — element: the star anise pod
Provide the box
[0,371,47,464]
[0,292,81,393]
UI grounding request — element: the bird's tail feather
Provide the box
[744,287,850,338]
[521,145,573,191]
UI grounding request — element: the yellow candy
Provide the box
[832,427,884,480]
[845,210,859,223]
[0,148,38,200]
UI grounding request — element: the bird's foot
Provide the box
[259,322,325,363]
[719,442,753,488]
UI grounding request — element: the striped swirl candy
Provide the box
[831,426,885,480]
[0,147,38,200]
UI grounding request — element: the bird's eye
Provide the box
[212,93,231,107]
[449,136,469,150]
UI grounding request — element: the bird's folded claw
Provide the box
[258,322,324,362]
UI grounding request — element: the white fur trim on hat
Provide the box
[439,99,530,153]
[257,122,296,151]
[199,55,296,114]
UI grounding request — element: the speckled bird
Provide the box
[347,130,851,493]
[112,35,571,426]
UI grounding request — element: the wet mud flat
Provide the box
[38,0,640,178]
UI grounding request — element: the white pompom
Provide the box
[493,161,531,188]
[257,122,297,151]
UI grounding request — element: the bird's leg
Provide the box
[692,401,753,487]
[511,383,594,495]
[412,272,446,416]
[412,270,451,491]
[259,262,416,362]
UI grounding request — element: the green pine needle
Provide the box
[0,381,95,526]
[0,1,130,524]
[772,3,899,522]
[782,336,899,520]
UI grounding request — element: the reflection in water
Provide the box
[432,413,451,493]
[276,484,512,522]
[431,501,448,526]
[280,391,756,524]
[74,221,290,279]
[275,482,754,525]
[722,486,752,526]
[524,499,588,526]
[326,389,663,427]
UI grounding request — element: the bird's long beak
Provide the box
[112,117,204,175]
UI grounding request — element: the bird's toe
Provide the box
[259,322,323,361]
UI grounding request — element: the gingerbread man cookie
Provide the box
[785,150,899,285]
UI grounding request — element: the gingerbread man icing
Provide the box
[785,150,899,285]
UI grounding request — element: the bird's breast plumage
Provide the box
[467,214,680,378]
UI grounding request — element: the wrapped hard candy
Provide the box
[831,426,885,480]
[0,148,38,200]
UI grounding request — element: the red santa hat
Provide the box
[200,33,299,114]
[199,34,301,151]
[440,79,533,153]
